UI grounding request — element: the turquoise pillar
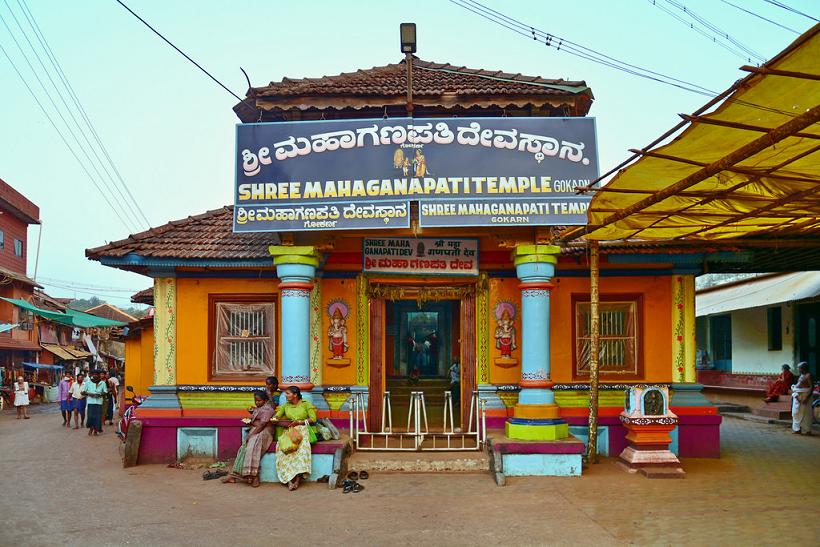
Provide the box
[506,245,568,441]
[269,246,321,403]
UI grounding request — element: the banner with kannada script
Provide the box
[362,237,478,276]
[234,116,598,232]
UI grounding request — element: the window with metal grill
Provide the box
[573,295,643,379]
[210,298,276,379]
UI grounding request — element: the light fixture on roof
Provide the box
[400,23,416,117]
[400,23,416,53]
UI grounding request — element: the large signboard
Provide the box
[363,237,478,276]
[234,117,597,232]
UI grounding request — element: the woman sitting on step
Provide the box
[274,386,317,491]
[223,390,276,487]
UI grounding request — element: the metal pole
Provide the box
[405,52,414,117]
[586,241,601,464]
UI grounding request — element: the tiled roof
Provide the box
[0,266,41,288]
[131,287,154,306]
[238,58,592,118]
[85,303,138,324]
[85,206,275,261]
[253,58,588,98]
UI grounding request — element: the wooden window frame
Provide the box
[208,294,277,382]
[571,293,644,381]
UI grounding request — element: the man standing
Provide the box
[58,373,73,427]
[85,370,107,436]
[69,373,86,429]
[107,370,119,424]
[791,362,814,435]
[449,359,461,405]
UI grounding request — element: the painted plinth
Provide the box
[618,414,685,478]
[489,434,585,483]
[270,246,321,401]
[507,245,567,441]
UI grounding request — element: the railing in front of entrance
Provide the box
[347,390,487,451]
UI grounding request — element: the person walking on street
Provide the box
[85,370,107,436]
[105,371,119,425]
[791,362,814,435]
[58,373,73,426]
[13,376,30,419]
[69,373,86,429]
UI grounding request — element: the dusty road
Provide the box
[0,408,818,546]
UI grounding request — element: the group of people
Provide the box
[765,361,815,435]
[55,369,120,435]
[223,376,318,491]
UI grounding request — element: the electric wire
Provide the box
[717,0,800,34]
[1,0,145,232]
[762,0,818,22]
[451,0,802,118]
[17,0,152,229]
[658,0,766,62]
[113,0,243,102]
[0,41,134,232]
[37,277,141,293]
[648,0,762,62]
[450,0,717,97]
[464,0,717,94]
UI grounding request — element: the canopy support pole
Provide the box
[586,241,600,464]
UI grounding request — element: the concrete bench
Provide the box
[259,440,343,483]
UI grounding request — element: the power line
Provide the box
[450,0,717,97]
[37,277,141,293]
[658,0,766,62]
[647,0,762,63]
[762,0,818,22]
[17,0,152,229]
[1,0,145,232]
[0,41,135,232]
[451,0,801,119]
[718,0,800,34]
[113,0,243,102]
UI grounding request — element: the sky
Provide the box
[0,0,816,306]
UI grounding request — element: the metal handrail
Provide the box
[348,388,486,451]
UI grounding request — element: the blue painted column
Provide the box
[269,246,321,403]
[506,244,568,441]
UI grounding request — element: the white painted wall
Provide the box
[729,303,795,374]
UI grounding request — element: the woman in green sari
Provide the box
[274,386,317,491]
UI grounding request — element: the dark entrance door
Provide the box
[796,302,820,377]
[385,300,460,429]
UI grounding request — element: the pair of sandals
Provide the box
[342,470,368,493]
[202,469,229,481]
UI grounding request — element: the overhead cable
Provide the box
[762,0,818,22]
[450,0,716,97]
[1,1,145,231]
[18,0,152,229]
[113,0,243,102]
[658,0,766,62]
[0,41,134,232]
[718,0,800,34]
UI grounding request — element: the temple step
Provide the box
[346,449,490,474]
[752,406,792,420]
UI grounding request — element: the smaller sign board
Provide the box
[233,201,410,232]
[363,237,478,276]
[418,197,590,227]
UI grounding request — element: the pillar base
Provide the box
[505,418,568,441]
[671,383,712,407]
[513,403,560,420]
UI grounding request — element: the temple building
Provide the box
[87,56,722,477]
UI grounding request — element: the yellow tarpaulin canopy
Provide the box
[562,24,820,243]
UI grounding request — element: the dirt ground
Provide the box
[0,406,818,546]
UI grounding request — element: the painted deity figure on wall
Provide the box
[494,303,517,358]
[327,302,349,359]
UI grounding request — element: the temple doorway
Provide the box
[385,300,461,430]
